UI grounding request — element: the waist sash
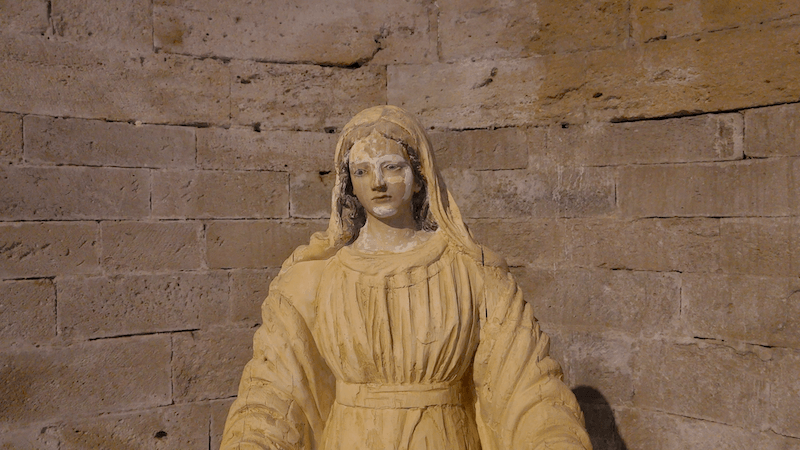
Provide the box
[336,380,465,409]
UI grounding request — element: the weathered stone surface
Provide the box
[0,166,149,220]
[444,166,615,218]
[0,112,22,164]
[509,267,556,313]
[152,170,289,219]
[389,57,581,129]
[55,403,211,450]
[720,218,793,277]
[197,127,336,172]
[439,0,628,61]
[0,335,170,424]
[468,219,562,267]
[619,159,792,217]
[230,268,280,326]
[392,25,800,127]
[772,349,800,438]
[745,103,800,157]
[59,272,228,340]
[632,0,800,42]
[206,220,326,269]
[50,0,153,54]
[154,0,436,65]
[0,0,49,36]
[682,274,800,348]
[548,330,635,405]
[0,280,55,346]
[231,61,385,131]
[0,222,99,278]
[210,399,236,450]
[563,218,720,273]
[101,221,203,272]
[533,269,680,336]
[546,113,744,166]
[0,424,59,450]
[24,116,195,168]
[290,171,335,219]
[0,34,229,125]
[633,340,769,429]
[616,407,767,450]
[172,328,254,402]
[429,127,530,170]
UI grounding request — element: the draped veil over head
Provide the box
[281,105,483,272]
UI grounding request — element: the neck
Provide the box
[353,214,429,253]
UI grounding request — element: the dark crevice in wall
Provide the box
[611,99,800,124]
[87,329,199,341]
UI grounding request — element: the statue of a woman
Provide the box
[220,106,591,450]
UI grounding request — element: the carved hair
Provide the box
[336,120,438,245]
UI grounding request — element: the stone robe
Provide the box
[221,232,591,450]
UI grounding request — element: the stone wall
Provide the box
[1,1,798,449]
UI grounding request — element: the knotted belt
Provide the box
[336,380,466,409]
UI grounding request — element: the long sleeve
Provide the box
[221,289,335,450]
[473,267,591,450]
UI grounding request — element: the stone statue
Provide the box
[220,106,592,450]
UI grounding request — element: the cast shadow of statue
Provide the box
[572,386,629,450]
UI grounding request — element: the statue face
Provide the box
[348,130,418,224]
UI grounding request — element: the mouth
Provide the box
[372,195,391,202]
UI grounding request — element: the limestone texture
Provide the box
[1,0,798,448]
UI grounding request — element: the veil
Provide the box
[280,105,484,272]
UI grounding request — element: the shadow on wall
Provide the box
[573,386,628,450]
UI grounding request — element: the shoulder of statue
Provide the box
[271,259,329,305]
[478,245,508,272]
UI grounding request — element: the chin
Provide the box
[370,207,398,218]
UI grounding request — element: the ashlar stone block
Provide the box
[154,0,436,65]
[633,340,769,429]
[771,349,800,438]
[617,407,768,450]
[439,0,628,61]
[429,127,529,170]
[0,0,49,36]
[745,103,800,157]
[55,403,212,450]
[58,272,228,339]
[632,0,800,42]
[197,127,337,172]
[0,33,230,125]
[0,279,56,346]
[0,112,22,164]
[546,113,744,166]
[172,328,255,402]
[618,159,792,217]
[51,0,154,55]
[563,218,720,273]
[231,61,385,132]
[290,171,336,219]
[206,220,326,269]
[0,335,171,425]
[24,116,195,168]
[533,269,680,337]
[0,166,150,220]
[467,219,562,267]
[230,268,280,326]
[720,218,793,277]
[682,274,800,348]
[443,166,615,219]
[152,170,289,219]
[0,222,99,278]
[101,221,203,272]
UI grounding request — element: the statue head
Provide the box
[336,110,437,244]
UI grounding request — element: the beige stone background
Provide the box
[1,0,799,449]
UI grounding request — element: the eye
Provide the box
[352,168,366,176]
[384,163,403,171]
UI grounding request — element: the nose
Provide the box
[371,167,386,191]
